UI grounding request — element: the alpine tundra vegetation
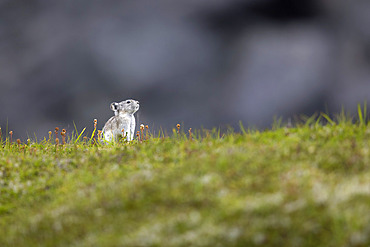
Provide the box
[0,107,370,247]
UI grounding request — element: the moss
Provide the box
[0,122,369,246]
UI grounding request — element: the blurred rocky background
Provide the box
[0,0,369,139]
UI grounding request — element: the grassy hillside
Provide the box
[0,117,370,247]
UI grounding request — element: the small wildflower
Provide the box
[121,128,126,139]
[9,131,13,143]
[17,139,21,145]
[140,124,144,140]
[136,131,141,142]
[145,125,149,140]
[189,128,192,141]
[61,130,66,145]
[55,138,59,146]
[83,136,88,143]
[92,119,98,141]
[98,130,102,140]
[176,124,180,134]
[55,127,59,138]
[48,131,52,140]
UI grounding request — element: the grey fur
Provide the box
[102,99,140,142]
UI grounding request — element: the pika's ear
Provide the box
[110,102,119,111]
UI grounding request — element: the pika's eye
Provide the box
[126,100,131,104]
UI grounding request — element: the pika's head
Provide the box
[110,99,140,115]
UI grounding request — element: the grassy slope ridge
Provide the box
[0,121,370,247]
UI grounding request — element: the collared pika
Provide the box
[102,99,140,142]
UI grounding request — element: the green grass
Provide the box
[1,114,370,247]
